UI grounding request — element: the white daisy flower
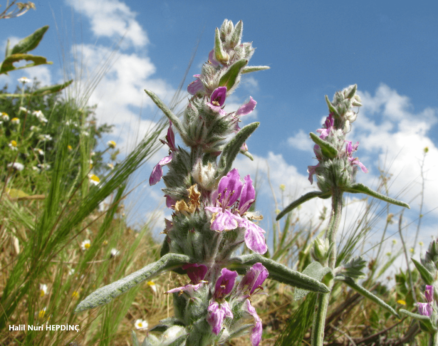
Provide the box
[107,163,114,170]
[19,107,29,114]
[68,269,75,276]
[8,140,18,150]
[147,281,157,294]
[32,166,40,172]
[134,319,148,330]
[38,134,52,141]
[38,163,51,170]
[107,140,116,149]
[34,148,44,156]
[11,117,20,125]
[1,112,9,121]
[18,77,31,84]
[33,110,48,123]
[88,174,100,185]
[80,240,91,251]
[40,284,48,297]
[110,248,120,257]
[7,162,24,171]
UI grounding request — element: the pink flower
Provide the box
[238,263,269,297]
[316,114,334,139]
[149,153,173,186]
[214,268,238,300]
[418,302,433,317]
[160,121,177,151]
[208,87,227,116]
[245,299,263,346]
[187,74,204,95]
[205,169,267,254]
[166,283,203,296]
[207,300,233,335]
[182,263,208,284]
[345,141,368,173]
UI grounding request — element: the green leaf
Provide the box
[346,84,357,99]
[309,132,338,159]
[241,66,270,74]
[338,256,367,280]
[144,89,186,140]
[0,54,52,74]
[412,258,435,285]
[10,26,49,55]
[295,262,331,300]
[346,183,410,209]
[75,253,190,312]
[338,277,400,318]
[228,254,330,293]
[32,80,73,96]
[218,59,248,91]
[214,28,228,64]
[132,331,140,346]
[400,309,437,332]
[276,191,331,221]
[230,21,243,48]
[325,95,340,119]
[217,122,259,177]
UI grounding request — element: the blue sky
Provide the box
[2,0,438,259]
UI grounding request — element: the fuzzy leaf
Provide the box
[337,256,367,280]
[75,253,190,312]
[0,54,52,74]
[241,66,270,74]
[144,89,186,140]
[32,80,73,96]
[346,84,357,99]
[400,309,437,331]
[214,28,228,64]
[309,132,338,159]
[228,254,330,293]
[412,258,435,285]
[218,59,248,91]
[217,122,259,177]
[230,20,243,47]
[150,318,185,332]
[276,191,331,221]
[338,277,400,318]
[240,148,254,160]
[346,183,410,209]
[295,262,332,300]
[10,26,49,56]
[325,95,341,119]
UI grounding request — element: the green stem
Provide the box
[311,188,343,346]
[429,332,438,346]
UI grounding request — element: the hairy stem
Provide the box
[430,332,438,346]
[311,188,343,346]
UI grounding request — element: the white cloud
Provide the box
[241,76,259,93]
[24,66,52,86]
[66,0,148,49]
[354,84,438,222]
[287,129,313,152]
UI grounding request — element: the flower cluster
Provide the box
[307,85,367,192]
[144,19,269,345]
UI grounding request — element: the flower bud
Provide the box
[191,159,218,190]
[311,237,330,263]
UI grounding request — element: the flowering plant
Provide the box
[76,19,331,346]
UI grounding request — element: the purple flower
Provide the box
[166,283,203,296]
[182,263,208,284]
[236,97,257,117]
[426,285,434,303]
[345,141,368,173]
[238,263,269,297]
[160,121,177,151]
[307,164,319,184]
[418,302,433,317]
[214,268,238,300]
[207,300,233,335]
[208,87,227,116]
[205,169,267,254]
[149,153,173,186]
[165,195,176,208]
[316,114,334,140]
[188,74,204,95]
[245,299,263,346]
[208,49,220,67]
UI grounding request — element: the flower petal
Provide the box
[187,74,204,95]
[245,300,263,346]
[426,285,434,303]
[149,163,163,186]
[243,220,267,254]
[211,86,227,107]
[218,168,243,207]
[207,301,233,335]
[239,175,255,214]
[236,97,257,116]
[214,268,238,300]
[182,263,208,284]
